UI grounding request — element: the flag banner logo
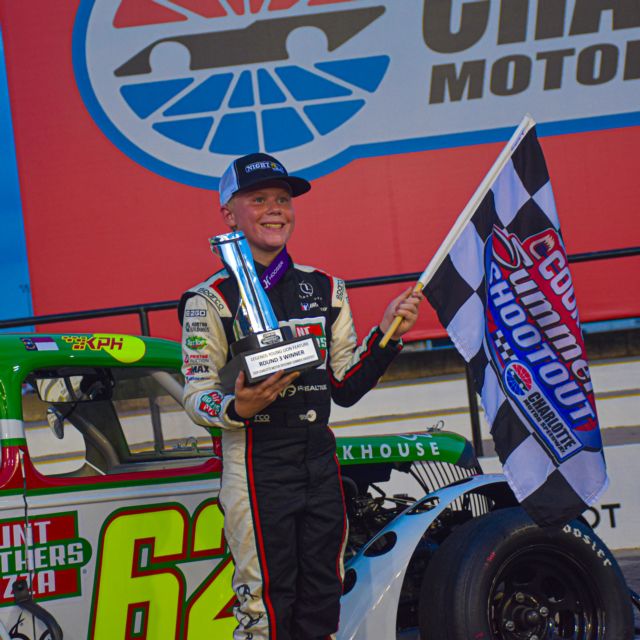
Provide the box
[486,226,600,463]
[72,1,639,188]
[424,122,607,526]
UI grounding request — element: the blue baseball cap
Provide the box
[219,153,311,205]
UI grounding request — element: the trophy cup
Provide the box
[210,231,323,392]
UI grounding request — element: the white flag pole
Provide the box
[381,114,537,347]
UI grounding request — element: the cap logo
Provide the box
[245,161,285,174]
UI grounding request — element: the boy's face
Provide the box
[221,185,295,263]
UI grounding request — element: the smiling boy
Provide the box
[179,153,421,640]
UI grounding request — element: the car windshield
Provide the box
[22,366,214,477]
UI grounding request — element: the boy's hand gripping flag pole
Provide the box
[380,114,536,348]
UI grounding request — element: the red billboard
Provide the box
[0,1,638,341]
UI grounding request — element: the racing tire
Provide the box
[418,506,633,639]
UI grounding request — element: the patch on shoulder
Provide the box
[196,271,232,317]
[333,277,347,305]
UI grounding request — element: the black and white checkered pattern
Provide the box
[424,126,607,527]
[493,330,514,364]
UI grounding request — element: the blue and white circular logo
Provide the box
[504,362,533,397]
[73,0,390,188]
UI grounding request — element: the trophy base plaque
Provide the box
[219,329,322,393]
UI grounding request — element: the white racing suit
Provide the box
[179,255,401,640]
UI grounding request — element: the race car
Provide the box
[0,333,634,639]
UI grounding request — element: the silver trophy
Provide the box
[210,231,322,392]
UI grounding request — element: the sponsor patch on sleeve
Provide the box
[198,391,224,418]
[185,308,207,318]
[185,321,210,333]
[186,335,208,351]
[185,364,211,382]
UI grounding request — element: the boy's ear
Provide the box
[221,204,235,228]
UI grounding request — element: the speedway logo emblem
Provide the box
[73,1,639,188]
[485,227,600,462]
[73,0,389,188]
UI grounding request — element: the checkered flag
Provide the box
[423,117,607,527]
